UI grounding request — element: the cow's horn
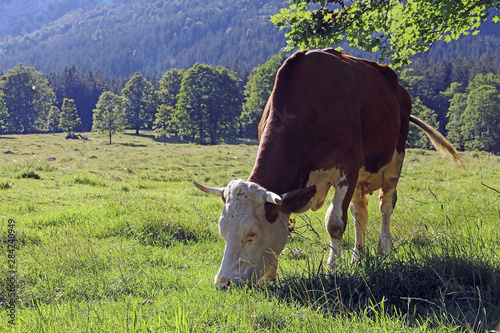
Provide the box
[266,192,282,205]
[193,181,224,197]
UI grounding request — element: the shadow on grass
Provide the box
[123,132,189,144]
[104,219,217,248]
[117,142,148,147]
[263,251,500,332]
[123,132,259,146]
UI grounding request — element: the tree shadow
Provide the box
[261,253,500,332]
[123,132,260,146]
[118,142,148,147]
[123,132,189,144]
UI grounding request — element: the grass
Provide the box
[0,131,499,332]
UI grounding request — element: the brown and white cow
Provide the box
[194,49,460,289]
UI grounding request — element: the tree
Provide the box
[156,69,185,108]
[461,84,500,153]
[59,98,82,132]
[92,92,126,144]
[445,83,467,150]
[241,52,287,139]
[468,72,500,91]
[153,104,176,145]
[0,64,56,133]
[400,60,460,134]
[271,0,500,67]
[176,64,241,145]
[47,105,61,134]
[407,97,439,149]
[0,91,9,133]
[121,72,155,135]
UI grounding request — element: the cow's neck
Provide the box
[248,134,310,195]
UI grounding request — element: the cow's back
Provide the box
[252,49,411,194]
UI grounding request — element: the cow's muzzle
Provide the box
[214,276,244,290]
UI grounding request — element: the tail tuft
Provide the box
[410,115,465,171]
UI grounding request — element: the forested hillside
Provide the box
[0,0,499,77]
[0,0,289,76]
[0,0,99,36]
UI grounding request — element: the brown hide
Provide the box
[250,48,412,196]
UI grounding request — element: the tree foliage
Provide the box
[444,73,500,153]
[59,98,81,132]
[461,83,500,153]
[176,64,241,144]
[92,91,126,144]
[241,52,287,139]
[445,83,467,150]
[121,72,155,135]
[407,98,439,149]
[0,0,290,77]
[47,105,61,133]
[271,0,500,67]
[156,69,185,109]
[153,105,176,145]
[0,91,9,132]
[0,64,56,133]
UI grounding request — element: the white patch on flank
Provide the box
[306,168,346,211]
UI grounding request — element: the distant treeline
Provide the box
[0,53,499,152]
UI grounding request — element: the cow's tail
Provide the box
[410,115,464,170]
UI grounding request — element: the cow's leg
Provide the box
[350,189,368,262]
[378,152,404,256]
[325,171,356,269]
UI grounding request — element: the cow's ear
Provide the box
[264,202,280,223]
[281,185,317,214]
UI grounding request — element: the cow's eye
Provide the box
[247,232,258,242]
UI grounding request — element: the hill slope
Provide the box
[0,0,498,77]
[0,0,289,76]
[0,0,100,37]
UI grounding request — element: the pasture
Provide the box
[1,131,499,332]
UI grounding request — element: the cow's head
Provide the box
[194,179,316,289]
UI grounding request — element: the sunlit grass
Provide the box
[0,131,499,332]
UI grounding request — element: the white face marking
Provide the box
[214,180,289,287]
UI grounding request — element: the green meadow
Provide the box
[1,132,499,332]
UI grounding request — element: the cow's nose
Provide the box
[215,276,231,290]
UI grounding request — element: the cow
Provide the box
[194,49,461,289]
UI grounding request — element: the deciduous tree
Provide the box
[445,83,467,150]
[271,0,500,67]
[176,64,241,145]
[0,64,56,133]
[461,84,500,153]
[153,104,176,145]
[0,91,9,133]
[241,52,286,138]
[156,69,185,108]
[92,92,126,144]
[121,72,155,135]
[407,97,439,149]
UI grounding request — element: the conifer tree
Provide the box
[47,105,61,134]
[59,98,81,132]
